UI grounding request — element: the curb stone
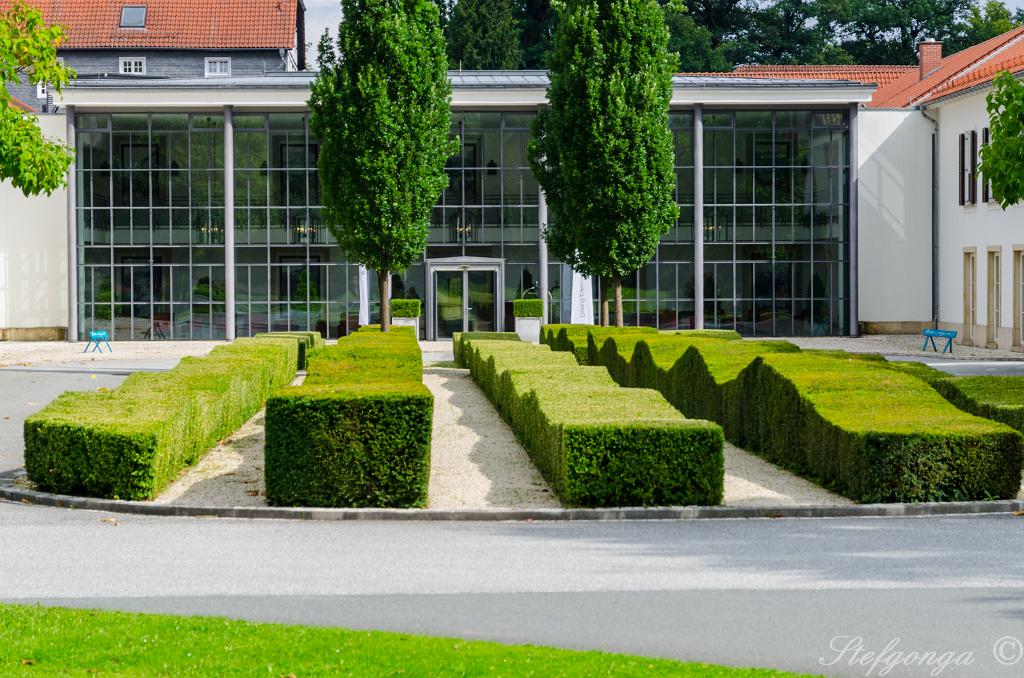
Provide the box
[2,470,1023,521]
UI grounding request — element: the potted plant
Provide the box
[513,298,544,343]
[391,298,422,338]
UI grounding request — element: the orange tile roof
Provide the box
[8,95,34,112]
[871,27,1024,107]
[730,64,915,87]
[923,37,1024,103]
[1,0,298,50]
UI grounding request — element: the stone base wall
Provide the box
[0,327,67,341]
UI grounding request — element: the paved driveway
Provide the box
[1,504,1023,677]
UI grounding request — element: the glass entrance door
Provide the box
[433,268,498,338]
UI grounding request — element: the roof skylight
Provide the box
[120,6,147,28]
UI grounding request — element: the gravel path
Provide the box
[723,443,851,507]
[0,340,220,367]
[424,367,560,510]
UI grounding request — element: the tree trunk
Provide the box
[601,278,610,327]
[613,273,624,327]
[378,269,391,332]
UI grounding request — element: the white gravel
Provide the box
[723,443,852,507]
[0,340,220,367]
[424,367,560,509]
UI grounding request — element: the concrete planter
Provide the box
[392,316,420,338]
[515,316,542,343]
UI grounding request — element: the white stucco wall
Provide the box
[856,109,933,326]
[933,89,1024,348]
[0,113,68,333]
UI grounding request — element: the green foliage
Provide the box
[0,0,75,197]
[512,298,544,317]
[447,0,523,68]
[309,0,457,330]
[462,337,724,507]
[391,298,423,318]
[980,71,1024,208]
[0,604,809,678]
[453,331,521,366]
[932,375,1024,434]
[264,328,433,508]
[540,324,658,364]
[529,0,678,326]
[254,331,326,370]
[733,353,1022,502]
[833,0,973,64]
[24,337,299,500]
[516,0,556,68]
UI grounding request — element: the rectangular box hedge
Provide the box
[540,324,658,365]
[23,336,299,501]
[453,331,521,367]
[732,353,1023,503]
[254,331,326,370]
[264,326,433,508]
[461,337,724,507]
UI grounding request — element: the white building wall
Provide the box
[0,113,69,339]
[934,89,1024,349]
[856,109,933,331]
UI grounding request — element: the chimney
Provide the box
[919,38,943,80]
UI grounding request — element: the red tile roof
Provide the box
[730,64,916,87]
[922,35,1024,104]
[871,27,1024,107]
[8,95,34,112]
[1,0,298,50]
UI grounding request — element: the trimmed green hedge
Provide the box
[461,337,724,507]
[552,329,1022,503]
[24,337,299,500]
[453,331,520,367]
[512,299,544,318]
[733,353,1022,502]
[264,327,432,508]
[255,331,326,370]
[540,324,658,365]
[391,299,422,318]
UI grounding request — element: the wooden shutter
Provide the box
[982,127,990,203]
[959,133,966,206]
[970,130,978,205]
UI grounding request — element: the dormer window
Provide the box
[205,57,231,78]
[120,5,147,28]
[119,56,147,75]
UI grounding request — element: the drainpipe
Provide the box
[849,103,860,337]
[920,107,939,329]
[66,106,78,342]
[538,189,549,324]
[693,104,704,330]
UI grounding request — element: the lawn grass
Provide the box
[0,604,813,677]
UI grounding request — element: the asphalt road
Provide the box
[2,502,1024,677]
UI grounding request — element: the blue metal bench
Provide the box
[922,328,956,354]
[83,330,112,353]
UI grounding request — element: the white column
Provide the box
[538,189,549,324]
[693,104,705,330]
[224,106,236,340]
[66,106,78,342]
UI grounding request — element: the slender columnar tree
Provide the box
[309,0,457,331]
[448,0,523,69]
[980,71,1024,209]
[0,0,75,197]
[529,0,678,326]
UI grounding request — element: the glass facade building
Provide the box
[73,100,851,340]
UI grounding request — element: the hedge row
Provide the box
[732,353,1022,502]
[264,326,433,508]
[568,330,1022,502]
[461,336,724,507]
[540,325,659,365]
[453,331,521,366]
[254,331,326,370]
[24,336,300,500]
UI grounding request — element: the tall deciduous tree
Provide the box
[0,0,75,197]
[309,0,457,332]
[516,0,557,67]
[529,0,678,327]
[448,0,523,68]
[980,71,1024,209]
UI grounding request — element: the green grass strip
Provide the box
[0,604,812,677]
